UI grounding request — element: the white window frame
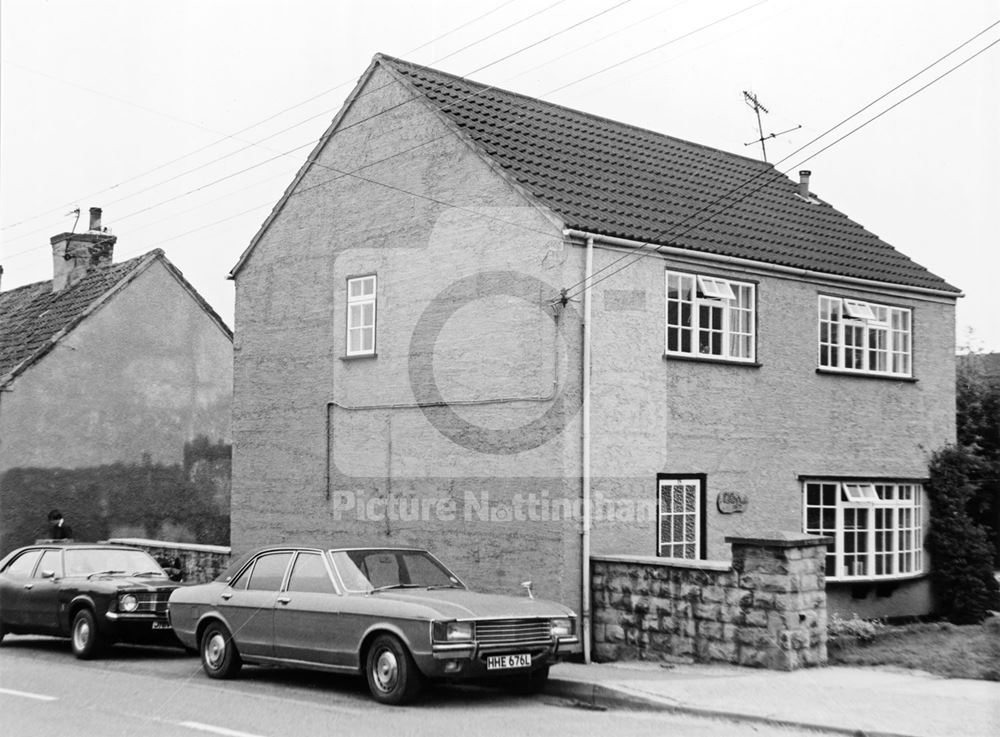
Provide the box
[657,477,703,560]
[665,270,755,362]
[803,480,923,581]
[818,295,912,377]
[346,275,377,356]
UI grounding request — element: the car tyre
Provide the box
[505,665,550,695]
[71,609,104,659]
[365,634,423,705]
[200,622,242,679]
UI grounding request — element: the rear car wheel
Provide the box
[71,609,103,659]
[365,634,423,705]
[201,622,242,679]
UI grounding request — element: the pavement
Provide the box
[546,660,1000,737]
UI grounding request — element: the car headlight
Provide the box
[551,617,573,637]
[119,594,139,613]
[433,621,474,641]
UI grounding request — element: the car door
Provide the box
[272,551,345,666]
[219,551,292,658]
[0,549,44,628]
[21,549,63,633]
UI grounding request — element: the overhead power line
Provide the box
[560,28,1000,302]
[3,0,648,259]
[0,0,522,233]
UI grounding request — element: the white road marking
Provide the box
[179,721,269,737]
[0,687,58,701]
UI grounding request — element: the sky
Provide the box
[2,0,998,351]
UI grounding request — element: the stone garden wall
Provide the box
[106,537,231,584]
[592,532,831,670]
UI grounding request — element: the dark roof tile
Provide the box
[381,55,958,294]
[0,255,149,380]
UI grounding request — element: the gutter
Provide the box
[581,236,593,664]
[562,229,964,300]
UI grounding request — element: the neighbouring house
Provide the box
[228,54,959,630]
[0,208,233,552]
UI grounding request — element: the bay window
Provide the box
[803,480,923,580]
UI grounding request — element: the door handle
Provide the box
[277,596,291,605]
[23,583,33,590]
[220,592,232,600]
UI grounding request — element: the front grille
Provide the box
[133,592,171,613]
[476,619,552,647]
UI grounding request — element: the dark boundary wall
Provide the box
[592,532,831,670]
[106,537,231,584]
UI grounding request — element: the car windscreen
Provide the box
[331,550,461,592]
[64,548,166,577]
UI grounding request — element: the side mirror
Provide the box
[520,581,534,599]
[40,570,56,579]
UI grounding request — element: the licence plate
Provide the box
[151,622,171,630]
[486,653,531,670]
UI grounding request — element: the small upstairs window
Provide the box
[818,295,912,377]
[346,275,377,356]
[666,270,755,362]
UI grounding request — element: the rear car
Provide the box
[0,543,181,657]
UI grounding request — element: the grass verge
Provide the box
[828,616,1000,680]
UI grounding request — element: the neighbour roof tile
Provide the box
[380,55,958,294]
[0,254,150,381]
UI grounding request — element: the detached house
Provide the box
[229,55,959,627]
[0,209,233,551]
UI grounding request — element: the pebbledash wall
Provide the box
[582,244,956,620]
[592,533,831,669]
[230,64,585,606]
[231,61,956,621]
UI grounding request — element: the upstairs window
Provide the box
[346,275,377,356]
[803,480,923,581]
[818,295,911,377]
[666,271,755,362]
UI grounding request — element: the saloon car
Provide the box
[168,546,581,704]
[0,543,181,657]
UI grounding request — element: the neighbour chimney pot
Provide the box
[89,207,102,231]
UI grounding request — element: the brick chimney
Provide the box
[50,207,117,292]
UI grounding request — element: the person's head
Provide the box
[48,509,64,526]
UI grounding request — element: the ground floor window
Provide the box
[657,474,705,559]
[802,480,923,580]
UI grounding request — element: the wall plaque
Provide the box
[717,491,749,514]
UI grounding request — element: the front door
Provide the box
[272,552,344,666]
[22,549,63,633]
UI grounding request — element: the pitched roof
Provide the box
[0,250,231,387]
[376,54,958,294]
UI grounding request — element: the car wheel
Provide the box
[506,665,550,695]
[71,609,103,659]
[201,622,242,679]
[365,634,422,705]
